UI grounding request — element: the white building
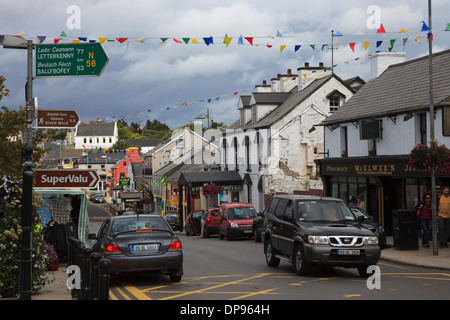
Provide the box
[71,121,118,150]
[222,64,361,211]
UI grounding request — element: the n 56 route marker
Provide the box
[35,43,109,77]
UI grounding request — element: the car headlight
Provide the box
[231,223,238,228]
[308,235,329,244]
[363,236,378,245]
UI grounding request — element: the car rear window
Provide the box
[227,207,257,219]
[111,217,170,233]
[209,209,219,216]
[296,200,356,222]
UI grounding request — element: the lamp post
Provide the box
[427,0,438,256]
[195,108,210,128]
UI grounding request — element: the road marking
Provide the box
[344,294,361,298]
[159,273,273,300]
[229,288,280,300]
[123,283,153,300]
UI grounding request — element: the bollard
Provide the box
[81,247,92,300]
[98,258,111,300]
[71,240,82,300]
[89,252,101,300]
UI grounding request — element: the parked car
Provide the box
[263,195,381,277]
[253,207,267,242]
[218,202,257,241]
[164,211,180,231]
[350,206,386,248]
[88,214,183,282]
[91,194,105,203]
[203,208,219,238]
[185,210,203,236]
[89,193,102,202]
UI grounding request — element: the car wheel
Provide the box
[264,238,280,267]
[357,265,372,278]
[205,228,210,238]
[219,231,224,239]
[170,267,183,282]
[185,227,190,236]
[293,243,312,276]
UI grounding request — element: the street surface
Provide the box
[86,202,450,301]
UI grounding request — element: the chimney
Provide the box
[262,80,267,85]
[370,52,406,78]
[297,62,331,91]
[287,69,292,75]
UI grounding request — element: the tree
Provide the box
[0,76,47,179]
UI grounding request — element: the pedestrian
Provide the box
[200,210,208,238]
[356,195,366,212]
[438,186,450,248]
[417,193,432,248]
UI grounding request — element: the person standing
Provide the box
[438,186,450,248]
[356,195,366,212]
[417,193,432,248]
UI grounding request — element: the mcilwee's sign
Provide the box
[35,170,99,188]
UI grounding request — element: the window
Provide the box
[252,106,258,124]
[443,106,450,136]
[275,199,289,218]
[420,113,427,144]
[340,126,348,156]
[329,96,340,112]
[267,198,279,215]
[245,136,250,171]
[233,137,238,170]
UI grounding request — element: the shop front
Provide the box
[316,155,449,235]
[177,171,243,229]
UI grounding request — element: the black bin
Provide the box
[392,210,418,250]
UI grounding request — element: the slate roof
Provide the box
[76,122,116,136]
[243,74,351,130]
[321,49,450,126]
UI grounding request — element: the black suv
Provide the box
[263,195,381,277]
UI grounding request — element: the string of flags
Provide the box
[2,21,445,52]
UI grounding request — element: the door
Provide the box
[276,200,295,254]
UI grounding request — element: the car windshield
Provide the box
[228,207,257,219]
[296,200,356,222]
[111,217,171,234]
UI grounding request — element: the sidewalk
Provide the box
[380,237,450,270]
[7,236,450,300]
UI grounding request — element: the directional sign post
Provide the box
[35,43,109,78]
[37,109,79,128]
[35,170,100,188]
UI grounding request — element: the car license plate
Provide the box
[337,249,360,255]
[131,244,159,252]
[243,229,252,233]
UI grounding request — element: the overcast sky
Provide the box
[1,0,450,129]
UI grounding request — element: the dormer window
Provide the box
[326,90,346,113]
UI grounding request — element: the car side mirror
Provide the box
[357,216,365,224]
[88,233,97,240]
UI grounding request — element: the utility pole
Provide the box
[428,0,438,256]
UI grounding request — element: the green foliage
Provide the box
[0,176,52,298]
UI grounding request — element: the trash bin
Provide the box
[392,210,418,250]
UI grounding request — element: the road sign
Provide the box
[35,43,109,78]
[35,170,99,188]
[37,109,79,128]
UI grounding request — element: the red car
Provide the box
[218,202,257,241]
[203,208,219,238]
[185,210,203,236]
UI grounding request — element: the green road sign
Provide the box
[35,43,109,78]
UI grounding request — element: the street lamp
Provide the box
[195,108,210,128]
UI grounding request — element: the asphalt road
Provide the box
[107,232,450,301]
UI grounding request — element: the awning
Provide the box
[177,171,243,187]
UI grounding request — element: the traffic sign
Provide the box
[35,43,109,78]
[35,170,99,188]
[37,109,79,128]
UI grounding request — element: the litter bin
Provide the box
[392,210,418,250]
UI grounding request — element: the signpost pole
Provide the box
[19,39,34,300]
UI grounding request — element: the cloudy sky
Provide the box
[1,0,450,129]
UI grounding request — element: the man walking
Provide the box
[438,186,450,248]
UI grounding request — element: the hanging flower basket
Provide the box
[139,197,151,205]
[202,184,221,197]
[409,140,450,175]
